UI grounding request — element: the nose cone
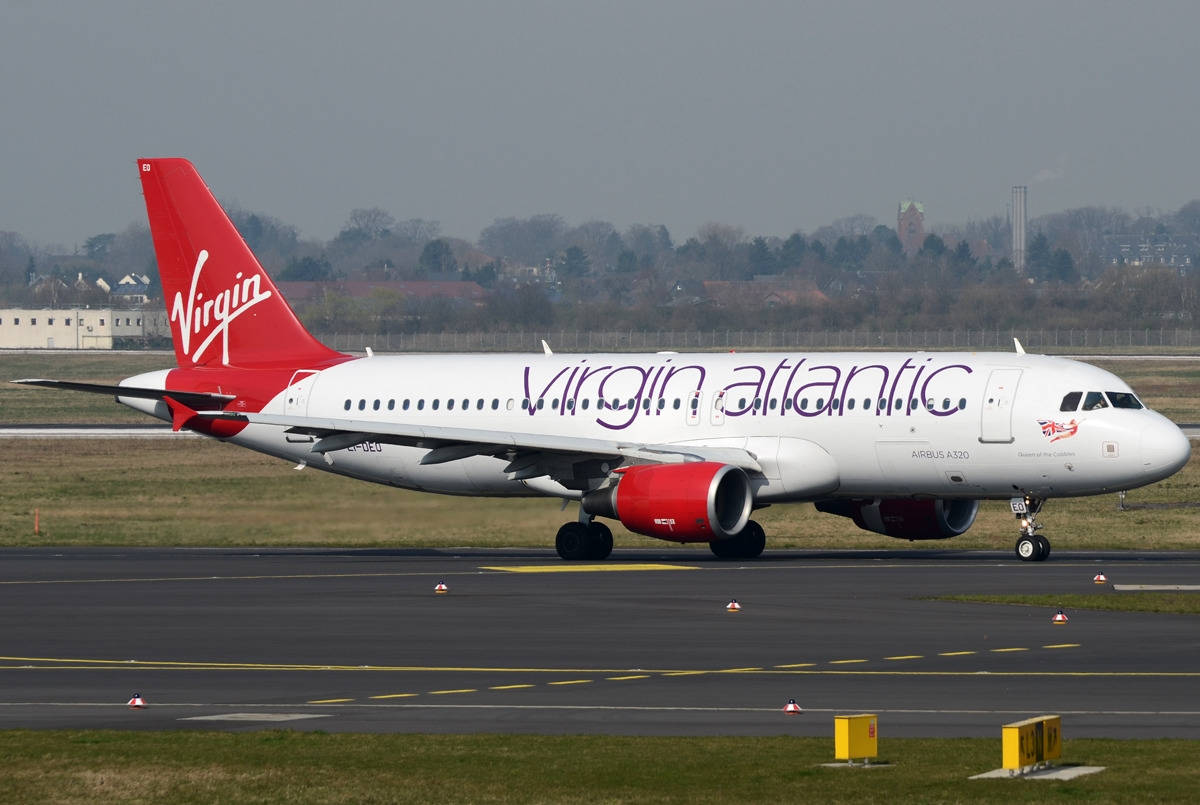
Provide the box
[1141,417,1191,481]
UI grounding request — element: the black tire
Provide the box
[1035,534,1051,561]
[588,522,614,560]
[556,522,592,560]
[709,520,766,560]
[1015,535,1038,561]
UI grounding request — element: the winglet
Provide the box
[163,395,199,432]
[1013,338,1026,355]
[541,339,554,355]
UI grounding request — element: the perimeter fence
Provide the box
[316,328,1200,353]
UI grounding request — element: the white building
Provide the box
[0,307,170,349]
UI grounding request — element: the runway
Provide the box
[1,547,1198,738]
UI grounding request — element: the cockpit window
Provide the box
[1106,391,1143,410]
[1059,391,1082,412]
[1082,391,1108,411]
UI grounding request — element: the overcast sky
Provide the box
[3,1,1199,250]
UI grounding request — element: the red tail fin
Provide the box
[138,158,345,368]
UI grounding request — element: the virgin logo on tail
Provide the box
[170,249,273,365]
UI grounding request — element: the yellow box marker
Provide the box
[884,655,923,661]
[834,714,879,763]
[307,698,353,704]
[548,679,592,686]
[991,647,1029,653]
[429,688,476,695]
[606,674,649,681]
[1043,643,1080,649]
[829,659,868,665]
[489,684,534,690]
[664,670,705,676]
[480,564,697,573]
[1002,715,1062,771]
[369,693,418,699]
[775,663,816,669]
[938,651,976,656]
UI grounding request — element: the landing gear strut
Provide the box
[709,520,766,560]
[1011,495,1051,561]
[555,519,613,561]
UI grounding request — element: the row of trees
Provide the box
[3,199,1200,333]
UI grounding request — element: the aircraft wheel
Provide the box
[556,522,592,560]
[1035,535,1051,561]
[709,520,766,560]
[588,522,613,560]
[1015,535,1039,561]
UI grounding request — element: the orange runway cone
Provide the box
[127,693,146,709]
[1093,572,1108,584]
[1052,608,1069,625]
[434,581,449,594]
[783,698,802,715]
[726,599,741,612]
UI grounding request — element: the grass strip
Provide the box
[0,730,1197,804]
[929,592,1200,615]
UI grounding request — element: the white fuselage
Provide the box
[121,351,1190,504]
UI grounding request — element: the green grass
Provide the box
[930,593,1200,615]
[4,437,1200,550]
[0,731,1196,804]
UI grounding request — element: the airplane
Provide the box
[14,158,1192,562]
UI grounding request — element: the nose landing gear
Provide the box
[1011,495,1050,561]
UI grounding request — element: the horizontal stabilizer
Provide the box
[12,379,234,410]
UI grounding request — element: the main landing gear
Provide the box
[709,520,766,560]
[1011,495,1051,561]
[555,520,613,561]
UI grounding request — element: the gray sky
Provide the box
[3,0,1200,250]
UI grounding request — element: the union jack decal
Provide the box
[1038,419,1079,442]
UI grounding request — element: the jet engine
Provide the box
[581,461,753,542]
[815,498,979,540]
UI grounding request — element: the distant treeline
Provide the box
[3,200,1200,333]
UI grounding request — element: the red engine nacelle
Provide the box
[581,462,753,542]
[815,498,979,540]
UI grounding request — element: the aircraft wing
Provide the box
[205,410,763,484]
[12,379,235,410]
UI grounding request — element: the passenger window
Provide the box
[1106,391,1143,410]
[432,399,440,410]
[641,398,650,411]
[403,399,410,411]
[582,399,590,410]
[673,398,681,410]
[942,398,950,410]
[657,398,666,410]
[958,398,967,410]
[552,399,559,410]
[417,399,424,410]
[357,399,366,411]
[537,399,545,410]
[832,398,840,410]
[1082,391,1108,411]
[477,399,484,410]
[387,400,395,411]
[491,399,499,410]
[800,398,808,411]
[373,400,380,411]
[847,398,855,410]
[447,399,455,410]
[1059,391,1082,412]
[343,399,351,411]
